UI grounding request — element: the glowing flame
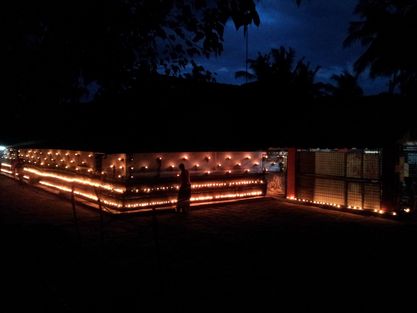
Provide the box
[24,167,125,193]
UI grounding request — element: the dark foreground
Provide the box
[1,176,416,312]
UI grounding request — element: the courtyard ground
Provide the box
[1,175,416,312]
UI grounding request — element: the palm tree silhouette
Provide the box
[235,47,296,83]
[235,46,322,97]
[326,71,364,97]
[344,0,417,95]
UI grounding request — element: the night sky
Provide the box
[198,0,388,95]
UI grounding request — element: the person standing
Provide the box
[176,163,191,214]
[14,156,24,183]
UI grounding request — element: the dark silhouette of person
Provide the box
[176,163,191,213]
[14,156,24,183]
[278,161,285,173]
[156,157,162,178]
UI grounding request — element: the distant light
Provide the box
[0,145,7,151]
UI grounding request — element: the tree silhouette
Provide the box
[236,47,296,83]
[292,58,323,98]
[344,0,417,95]
[4,0,264,106]
[326,71,364,97]
[235,46,322,97]
[4,1,309,105]
[183,61,216,83]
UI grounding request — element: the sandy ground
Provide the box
[1,175,416,312]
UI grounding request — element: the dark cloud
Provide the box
[200,0,388,94]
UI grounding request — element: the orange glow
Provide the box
[287,197,342,209]
[288,197,392,213]
[39,180,123,208]
[38,179,263,210]
[2,151,268,213]
[23,167,125,193]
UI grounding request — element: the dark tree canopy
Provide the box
[5,0,265,105]
[236,47,323,98]
[326,71,363,98]
[345,0,417,95]
[184,61,217,82]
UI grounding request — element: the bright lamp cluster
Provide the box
[1,148,268,213]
